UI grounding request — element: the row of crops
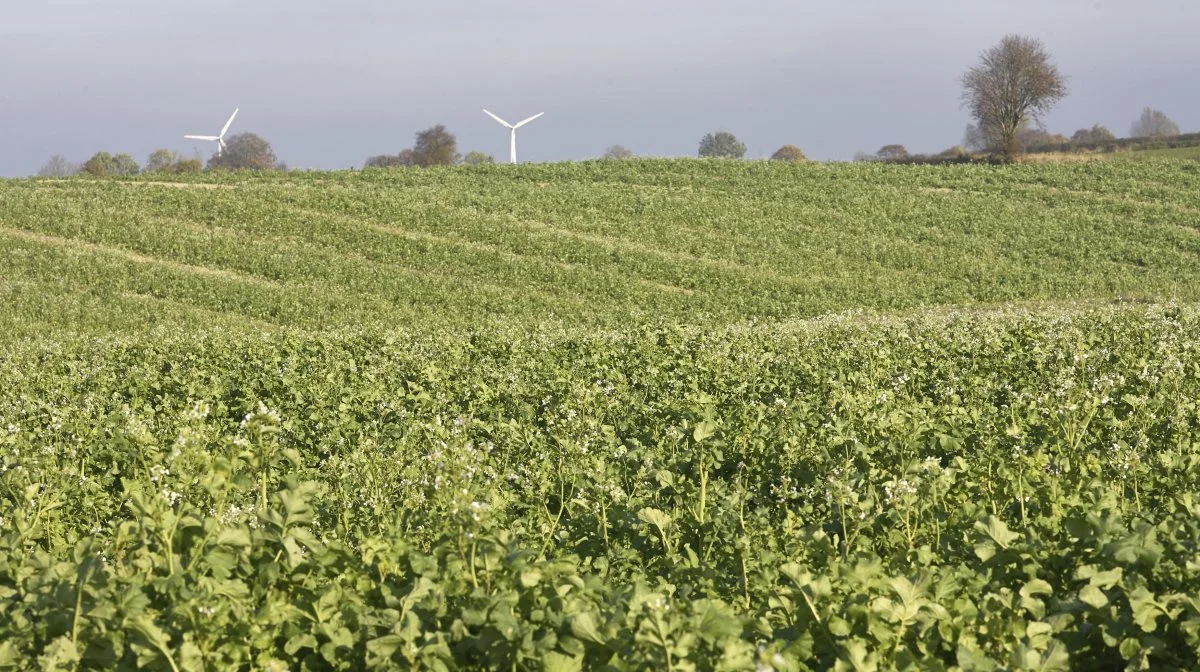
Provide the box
[3,159,1200,340]
[3,303,1199,669]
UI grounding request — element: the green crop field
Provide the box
[3,159,1200,340]
[3,160,1200,670]
[1115,146,1200,162]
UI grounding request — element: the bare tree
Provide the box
[602,145,634,160]
[1130,108,1180,138]
[770,145,806,161]
[961,35,1067,161]
[36,155,79,178]
[411,125,459,167]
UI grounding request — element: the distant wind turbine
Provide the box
[483,109,544,164]
[184,108,239,156]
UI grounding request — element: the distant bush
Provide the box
[364,150,415,169]
[1071,125,1116,146]
[1024,131,1200,155]
[770,145,806,161]
[937,145,970,159]
[462,151,496,165]
[145,149,204,175]
[80,152,140,176]
[1017,129,1069,149]
[603,145,635,160]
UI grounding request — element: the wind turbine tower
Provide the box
[483,109,544,164]
[185,108,239,156]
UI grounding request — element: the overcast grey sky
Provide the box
[1,0,1197,176]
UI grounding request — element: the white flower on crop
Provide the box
[149,465,170,483]
[883,478,915,504]
[240,402,281,434]
[163,489,183,507]
[187,401,211,421]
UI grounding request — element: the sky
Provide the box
[1,0,1198,176]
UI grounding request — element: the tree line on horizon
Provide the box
[364,127,807,167]
[34,34,1190,177]
[36,133,287,178]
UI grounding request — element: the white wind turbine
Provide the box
[483,109,544,164]
[184,108,239,156]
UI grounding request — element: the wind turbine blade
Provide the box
[482,109,513,128]
[513,112,544,129]
[219,108,239,138]
[184,135,219,141]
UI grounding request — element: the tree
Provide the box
[411,125,459,167]
[172,159,203,174]
[961,35,1067,160]
[963,124,989,153]
[1071,124,1116,145]
[698,131,746,158]
[80,152,114,176]
[876,145,909,161]
[207,133,279,170]
[145,149,181,173]
[770,145,806,161]
[603,145,634,160]
[146,149,203,174]
[1016,128,1068,149]
[36,155,79,178]
[1130,108,1180,138]
[110,154,140,175]
[80,152,139,176]
[364,150,415,169]
[462,151,495,165]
